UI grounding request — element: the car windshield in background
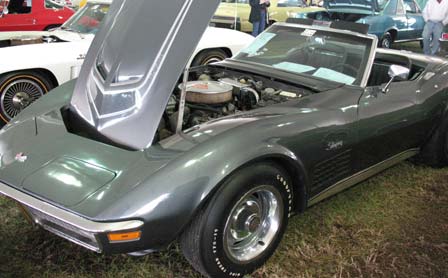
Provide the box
[45,0,64,9]
[61,3,109,34]
[234,25,373,86]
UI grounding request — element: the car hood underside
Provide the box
[70,0,222,150]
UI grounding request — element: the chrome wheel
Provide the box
[1,79,45,120]
[381,34,392,49]
[223,185,283,263]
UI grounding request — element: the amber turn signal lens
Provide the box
[108,231,141,242]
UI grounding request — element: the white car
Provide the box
[0,0,254,125]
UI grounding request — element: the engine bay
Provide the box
[157,65,313,140]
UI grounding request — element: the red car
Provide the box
[0,0,74,31]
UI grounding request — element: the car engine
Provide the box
[158,66,312,140]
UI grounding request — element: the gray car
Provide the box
[1,0,448,277]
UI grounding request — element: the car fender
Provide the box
[88,104,355,248]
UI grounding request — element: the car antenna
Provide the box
[176,67,190,133]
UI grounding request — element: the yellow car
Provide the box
[211,0,323,33]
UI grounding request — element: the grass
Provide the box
[1,162,447,278]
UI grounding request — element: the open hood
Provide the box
[324,0,377,12]
[69,0,221,150]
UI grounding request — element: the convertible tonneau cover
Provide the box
[70,0,221,150]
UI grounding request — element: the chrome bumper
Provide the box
[0,181,144,253]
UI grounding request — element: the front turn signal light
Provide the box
[108,231,141,243]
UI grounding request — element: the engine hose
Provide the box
[242,87,260,104]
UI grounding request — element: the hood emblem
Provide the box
[15,153,28,163]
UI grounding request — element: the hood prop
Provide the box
[176,67,190,133]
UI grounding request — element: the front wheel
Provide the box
[180,163,293,278]
[191,49,229,66]
[0,71,53,124]
[380,32,393,48]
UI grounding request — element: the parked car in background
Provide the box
[0,0,253,125]
[441,25,448,56]
[296,0,425,48]
[1,0,448,277]
[0,0,74,31]
[52,0,83,8]
[211,0,323,32]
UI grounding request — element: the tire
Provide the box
[191,49,229,67]
[380,32,393,49]
[0,71,53,124]
[415,117,448,168]
[180,162,293,278]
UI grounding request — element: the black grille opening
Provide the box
[61,105,136,151]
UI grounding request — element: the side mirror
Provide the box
[382,64,410,93]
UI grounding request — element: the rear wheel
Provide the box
[380,32,393,48]
[0,71,53,124]
[180,163,293,278]
[191,49,229,66]
[415,117,448,167]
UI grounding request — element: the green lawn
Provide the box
[1,162,447,278]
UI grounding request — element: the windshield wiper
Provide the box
[59,26,85,39]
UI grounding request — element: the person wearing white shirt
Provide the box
[422,0,448,55]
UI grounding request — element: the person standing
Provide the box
[249,0,270,37]
[422,0,448,55]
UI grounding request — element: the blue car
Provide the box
[297,0,425,48]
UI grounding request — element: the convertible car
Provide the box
[0,0,253,125]
[1,1,448,278]
[297,0,425,48]
[211,0,323,32]
[0,0,74,31]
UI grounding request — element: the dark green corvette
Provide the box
[1,0,448,277]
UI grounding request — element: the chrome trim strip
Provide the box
[308,148,419,206]
[41,224,101,253]
[0,182,144,233]
[394,38,423,43]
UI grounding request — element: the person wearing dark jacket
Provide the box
[249,0,270,37]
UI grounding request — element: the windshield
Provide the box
[61,3,109,34]
[45,0,64,9]
[234,25,374,86]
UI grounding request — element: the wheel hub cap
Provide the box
[224,185,283,263]
[12,92,31,108]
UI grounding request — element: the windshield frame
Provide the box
[231,22,378,88]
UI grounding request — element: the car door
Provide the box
[392,0,412,40]
[356,60,423,170]
[0,0,36,31]
[212,0,251,31]
[404,0,425,39]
